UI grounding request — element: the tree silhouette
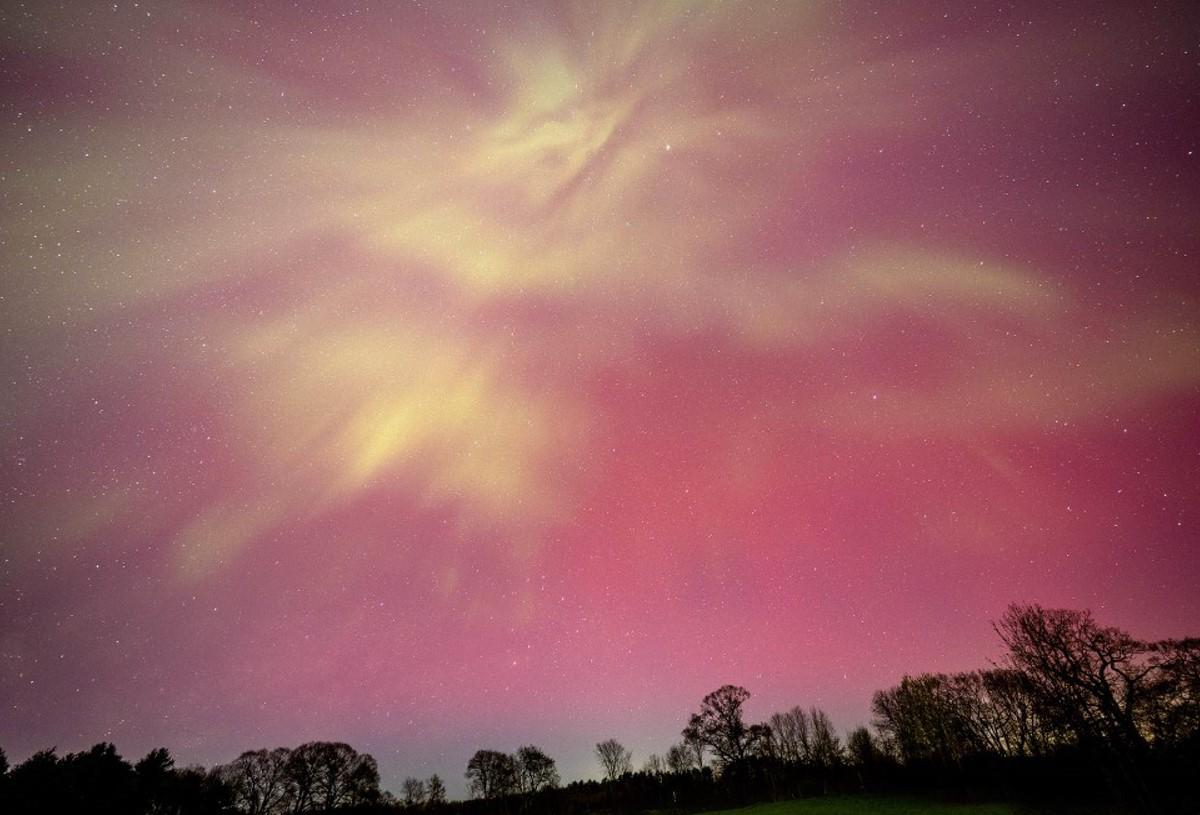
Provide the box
[681,723,706,769]
[996,604,1152,752]
[1145,638,1200,746]
[217,748,292,815]
[808,707,843,768]
[768,706,810,763]
[212,742,379,815]
[594,739,632,781]
[0,603,1195,814]
[687,685,752,767]
[665,743,692,774]
[514,745,559,794]
[465,749,517,800]
[70,743,141,815]
[309,742,378,810]
[994,604,1172,810]
[426,773,447,805]
[959,669,1047,757]
[846,727,882,766]
[135,748,175,815]
[7,749,62,812]
[745,724,774,759]
[873,674,978,766]
[401,776,427,806]
[283,743,322,814]
[177,764,235,814]
[642,753,665,775]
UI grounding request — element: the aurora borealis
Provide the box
[2,0,1199,797]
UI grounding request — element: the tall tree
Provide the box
[401,777,427,807]
[66,743,139,815]
[217,748,293,815]
[313,743,354,810]
[426,773,447,805]
[466,750,517,800]
[665,744,692,774]
[955,669,1048,757]
[747,725,775,760]
[594,739,632,781]
[687,685,752,767]
[344,753,381,807]
[514,745,559,794]
[846,727,889,793]
[873,669,1048,766]
[642,754,665,775]
[7,749,64,813]
[808,707,843,767]
[993,603,1200,811]
[872,674,976,766]
[135,748,175,815]
[1144,638,1200,747]
[996,604,1153,752]
[846,727,881,767]
[681,723,706,769]
[288,742,379,811]
[768,707,810,764]
[283,743,322,814]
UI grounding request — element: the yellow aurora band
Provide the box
[1,0,1195,585]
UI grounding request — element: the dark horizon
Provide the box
[2,601,1196,808]
[3,602,1197,814]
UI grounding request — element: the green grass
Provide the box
[700,796,1020,815]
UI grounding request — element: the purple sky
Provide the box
[2,0,1198,798]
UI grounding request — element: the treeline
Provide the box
[403,604,1199,814]
[0,741,393,815]
[2,604,1196,814]
[870,604,1199,812]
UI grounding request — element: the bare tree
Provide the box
[768,707,811,764]
[665,744,692,774]
[426,774,447,805]
[846,726,888,792]
[514,745,559,794]
[594,739,632,781]
[306,743,378,809]
[808,707,843,767]
[217,748,293,815]
[747,725,775,759]
[401,777,426,807]
[872,674,975,766]
[872,668,1054,767]
[317,743,354,810]
[995,604,1166,808]
[283,744,322,814]
[641,754,665,775]
[956,669,1049,757]
[996,604,1153,752]
[466,750,517,800]
[681,723,706,769]
[1144,638,1200,746]
[346,754,381,807]
[687,685,752,767]
[846,727,881,767]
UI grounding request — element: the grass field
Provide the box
[701,796,1020,815]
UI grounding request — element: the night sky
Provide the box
[2,0,1199,798]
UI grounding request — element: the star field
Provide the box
[1,0,1198,798]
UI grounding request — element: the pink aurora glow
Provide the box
[2,0,1198,797]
